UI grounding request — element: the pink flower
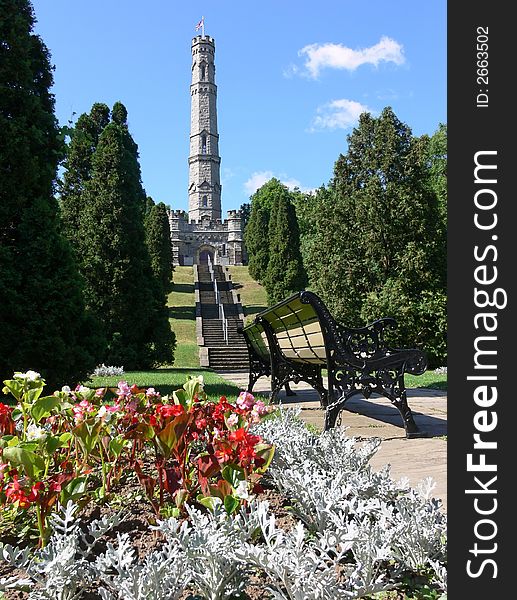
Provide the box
[72,399,94,423]
[117,381,131,397]
[227,413,239,427]
[236,391,255,410]
[253,400,268,415]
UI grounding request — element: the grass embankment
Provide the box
[168,266,199,368]
[227,266,268,324]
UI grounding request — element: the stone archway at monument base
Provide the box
[197,245,216,265]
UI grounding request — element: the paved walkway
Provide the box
[218,371,447,512]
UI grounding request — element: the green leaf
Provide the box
[2,380,24,401]
[224,494,240,515]
[182,376,203,405]
[2,446,45,478]
[198,495,222,513]
[46,436,62,454]
[46,432,71,454]
[0,435,18,450]
[72,418,101,455]
[254,443,275,474]
[30,395,62,423]
[60,476,88,505]
[221,464,245,488]
[172,389,186,407]
[25,386,43,404]
[108,434,127,458]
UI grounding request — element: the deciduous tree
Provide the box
[304,108,446,365]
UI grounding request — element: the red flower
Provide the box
[238,444,257,463]
[228,428,247,443]
[28,482,45,502]
[215,443,234,463]
[155,404,185,419]
[195,417,208,430]
[0,402,15,435]
[5,476,32,509]
[49,481,62,493]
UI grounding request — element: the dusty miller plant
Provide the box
[0,502,120,600]
[95,533,190,600]
[254,408,447,592]
[152,502,261,600]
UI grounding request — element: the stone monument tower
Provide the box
[188,35,221,222]
[168,33,245,266]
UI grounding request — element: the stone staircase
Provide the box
[196,264,249,371]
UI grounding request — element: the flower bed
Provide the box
[1,372,447,599]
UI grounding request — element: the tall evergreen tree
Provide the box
[59,103,110,246]
[304,107,446,365]
[0,0,101,387]
[144,199,174,291]
[264,185,307,305]
[62,102,175,368]
[244,184,274,282]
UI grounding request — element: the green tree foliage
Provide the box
[264,184,307,305]
[425,123,447,224]
[144,198,174,290]
[0,0,102,387]
[244,180,282,282]
[304,108,446,366]
[60,102,175,368]
[59,103,110,246]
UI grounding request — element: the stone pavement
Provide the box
[218,371,447,512]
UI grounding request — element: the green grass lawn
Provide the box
[227,266,268,324]
[85,368,242,403]
[168,266,199,368]
[406,370,447,390]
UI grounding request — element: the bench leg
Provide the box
[390,391,425,438]
[285,382,296,396]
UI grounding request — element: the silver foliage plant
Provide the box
[0,408,447,599]
[0,502,121,600]
[90,364,125,378]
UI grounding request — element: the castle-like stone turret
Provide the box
[188,35,221,222]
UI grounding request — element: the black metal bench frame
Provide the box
[239,290,428,438]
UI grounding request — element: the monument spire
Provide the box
[187,32,221,222]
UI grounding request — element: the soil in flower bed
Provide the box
[0,471,297,600]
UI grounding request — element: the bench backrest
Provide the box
[242,320,271,363]
[253,293,327,365]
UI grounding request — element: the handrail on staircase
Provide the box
[207,255,228,345]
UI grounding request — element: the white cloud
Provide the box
[309,98,371,132]
[244,171,274,194]
[298,36,405,78]
[282,63,300,78]
[243,171,314,195]
[221,167,236,184]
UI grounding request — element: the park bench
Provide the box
[239,290,428,437]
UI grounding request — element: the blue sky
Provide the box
[31,0,446,213]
